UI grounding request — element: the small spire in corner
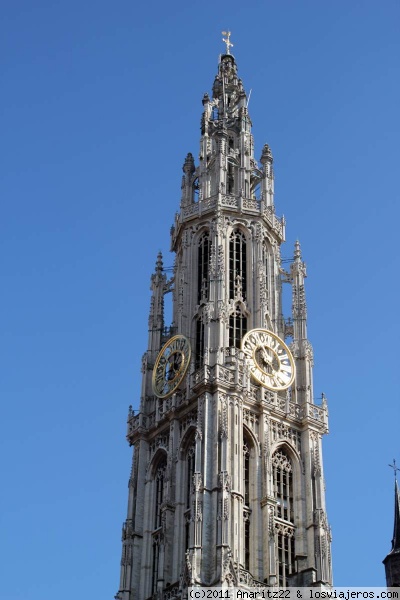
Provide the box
[294,240,302,261]
[156,251,163,272]
[222,30,233,55]
[183,152,195,175]
[260,144,273,164]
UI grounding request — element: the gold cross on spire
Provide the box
[389,459,399,481]
[222,31,233,55]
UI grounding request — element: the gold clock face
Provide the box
[241,329,295,391]
[152,335,191,399]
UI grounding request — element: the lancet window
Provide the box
[151,455,167,595]
[184,441,196,552]
[152,540,159,595]
[198,232,211,303]
[227,161,235,194]
[229,305,247,349]
[154,457,167,529]
[195,318,205,369]
[229,230,247,301]
[272,448,295,586]
[243,431,253,571]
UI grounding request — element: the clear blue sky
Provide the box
[1,1,399,597]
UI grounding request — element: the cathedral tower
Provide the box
[115,35,332,599]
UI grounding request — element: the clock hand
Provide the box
[261,348,272,365]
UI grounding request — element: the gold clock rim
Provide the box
[241,328,295,391]
[152,334,191,399]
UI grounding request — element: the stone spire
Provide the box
[147,251,167,355]
[384,464,400,586]
[391,479,400,553]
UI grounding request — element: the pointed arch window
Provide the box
[272,448,295,586]
[229,305,247,349]
[227,162,235,194]
[184,440,196,552]
[262,239,271,307]
[186,444,195,509]
[152,539,160,595]
[229,230,247,301]
[154,457,167,529]
[151,455,167,595]
[195,318,205,369]
[198,232,211,303]
[193,177,200,203]
[262,240,269,279]
[243,436,251,570]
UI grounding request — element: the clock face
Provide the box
[152,335,191,399]
[241,329,295,391]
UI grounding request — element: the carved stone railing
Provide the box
[127,411,148,435]
[242,198,259,211]
[191,365,212,388]
[261,391,328,429]
[179,196,285,238]
[181,203,199,220]
[305,402,328,431]
[236,565,267,589]
[199,196,217,214]
[261,391,303,422]
[191,362,244,391]
[262,204,285,239]
[215,364,236,386]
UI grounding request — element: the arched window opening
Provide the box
[193,177,199,202]
[263,242,269,278]
[243,441,250,506]
[227,162,234,194]
[184,441,196,553]
[186,444,195,509]
[229,230,247,301]
[195,318,205,369]
[229,305,247,349]
[272,448,295,586]
[243,431,253,572]
[152,540,160,595]
[244,512,251,571]
[198,232,211,303]
[151,455,167,595]
[154,458,167,529]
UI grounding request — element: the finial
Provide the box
[183,152,195,174]
[389,459,399,482]
[156,251,163,272]
[222,31,233,55]
[294,240,302,260]
[260,143,273,164]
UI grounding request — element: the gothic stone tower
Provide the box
[116,41,332,600]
